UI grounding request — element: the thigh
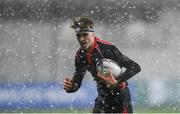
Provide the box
[92,97,105,113]
[119,87,133,113]
[111,87,133,113]
[93,88,133,113]
[92,96,114,113]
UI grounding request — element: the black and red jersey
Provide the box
[68,37,141,96]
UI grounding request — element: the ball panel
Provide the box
[96,58,122,78]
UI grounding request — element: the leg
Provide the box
[92,97,105,113]
[112,87,133,113]
[121,87,133,113]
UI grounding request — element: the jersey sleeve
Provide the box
[111,45,141,83]
[66,51,86,93]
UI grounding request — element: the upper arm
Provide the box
[111,45,131,68]
[71,51,86,92]
[111,45,141,81]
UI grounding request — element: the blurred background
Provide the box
[0,0,180,113]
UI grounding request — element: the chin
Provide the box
[81,45,88,49]
[81,44,91,50]
[84,47,88,50]
[81,46,86,49]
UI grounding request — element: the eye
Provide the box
[82,33,88,36]
[76,33,88,37]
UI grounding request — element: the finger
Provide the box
[108,68,113,76]
[97,72,106,77]
[64,78,73,85]
[97,72,102,78]
[64,79,72,85]
[97,73,107,81]
[65,78,71,81]
[97,72,101,77]
[108,68,115,79]
[64,79,72,83]
[62,78,70,86]
[64,84,72,89]
[64,81,72,87]
[63,77,73,91]
[63,82,73,90]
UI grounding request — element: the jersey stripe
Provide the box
[95,37,112,45]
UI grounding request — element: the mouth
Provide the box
[81,42,87,47]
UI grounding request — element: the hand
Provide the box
[63,78,73,92]
[97,69,117,86]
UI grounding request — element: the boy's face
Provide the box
[76,32,95,51]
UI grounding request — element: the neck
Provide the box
[87,37,95,52]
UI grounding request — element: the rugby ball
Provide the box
[96,58,122,78]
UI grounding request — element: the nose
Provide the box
[79,36,85,41]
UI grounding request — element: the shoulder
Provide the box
[75,48,86,63]
[75,48,85,55]
[95,37,116,50]
[95,37,112,45]
[75,48,83,58]
[95,37,124,55]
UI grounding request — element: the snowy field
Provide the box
[0,79,179,113]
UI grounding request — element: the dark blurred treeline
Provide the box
[0,0,180,23]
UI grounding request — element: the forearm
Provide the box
[111,45,141,82]
[113,61,140,90]
[118,62,141,82]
